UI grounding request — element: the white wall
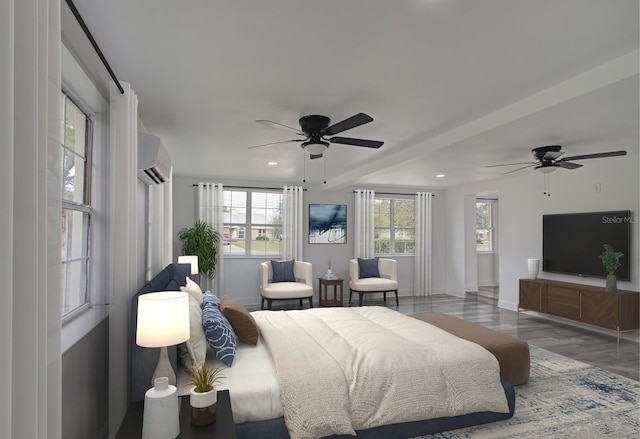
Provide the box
[445,154,640,310]
[172,176,447,306]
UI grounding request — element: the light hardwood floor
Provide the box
[257,292,639,381]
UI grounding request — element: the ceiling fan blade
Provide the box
[557,161,583,170]
[324,113,373,135]
[248,139,303,149]
[542,151,564,160]
[560,150,627,161]
[329,136,383,148]
[485,161,537,168]
[310,153,323,160]
[503,164,535,175]
[256,119,303,135]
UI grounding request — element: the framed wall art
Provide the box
[308,204,347,244]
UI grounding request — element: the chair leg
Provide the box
[349,289,353,305]
[299,299,303,309]
[359,293,363,307]
[383,292,387,302]
[261,297,265,310]
[394,290,399,307]
[308,297,313,308]
[267,299,273,310]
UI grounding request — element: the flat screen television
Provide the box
[542,210,631,281]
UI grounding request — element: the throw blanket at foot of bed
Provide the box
[252,307,510,439]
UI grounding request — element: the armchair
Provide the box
[260,260,314,310]
[349,258,399,307]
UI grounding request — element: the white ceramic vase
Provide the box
[527,258,540,279]
[142,377,179,439]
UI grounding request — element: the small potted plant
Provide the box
[186,363,225,426]
[599,244,624,292]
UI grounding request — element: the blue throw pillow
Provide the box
[271,259,296,283]
[203,291,221,308]
[358,257,380,278]
[202,300,236,366]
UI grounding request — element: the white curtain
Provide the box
[414,192,433,296]
[1,0,62,437]
[198,183,225,295]
[147,166,174,279]
[354,189,376,258]
[108,81,140,434]
[282,186,304,260]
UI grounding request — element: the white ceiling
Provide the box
[62,0,639,190]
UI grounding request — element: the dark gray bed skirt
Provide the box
[235,379,516,438]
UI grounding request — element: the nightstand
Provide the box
[318,277,344,307]
[116,390,236,438]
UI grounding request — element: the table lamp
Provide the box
[178,255,200,284]
[136,291,190,386]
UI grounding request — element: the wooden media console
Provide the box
[519,278,639,342]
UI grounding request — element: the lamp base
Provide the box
[152,346,176,387]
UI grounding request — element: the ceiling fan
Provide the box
[249,112,383,159]
[486,145,627,175]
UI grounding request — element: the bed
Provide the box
[177,307,515,439]
[132,264,515,438]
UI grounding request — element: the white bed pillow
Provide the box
[180,276,204,305]
[177,294,207,367]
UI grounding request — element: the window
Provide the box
[61,92,93,317]
[476,200,494,252]
[374,198,415,255]
[223,190,283,256]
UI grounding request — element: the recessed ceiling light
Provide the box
[267,161,278,166]
[436,173,445,178]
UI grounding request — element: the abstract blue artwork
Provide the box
[309,204,347,244]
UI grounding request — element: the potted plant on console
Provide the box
[186,363,225,426]
[599,244,624,292]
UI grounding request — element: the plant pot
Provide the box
[605,274,617,292]
[190,387,217,426]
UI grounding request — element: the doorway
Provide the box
[476,192,499,300]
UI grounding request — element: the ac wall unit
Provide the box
[138,132,171,185]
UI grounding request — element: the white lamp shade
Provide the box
[178,255,199,275]
[136,291,190,347]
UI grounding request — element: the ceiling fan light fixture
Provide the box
[302,140,329,155]
[535,165,558,174]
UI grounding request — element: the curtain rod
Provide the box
[65,0,124,94]
[354,191,435,197]
[192,184,306,191]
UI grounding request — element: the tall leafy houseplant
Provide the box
[178,220,220,279]
[599,244,624,292]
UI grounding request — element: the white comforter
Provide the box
[253,306,509,439]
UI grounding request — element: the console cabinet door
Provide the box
[519,280,545,312]
[580,291,618,330]
[546,286,580,320]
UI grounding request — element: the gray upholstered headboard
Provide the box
[130,263,191,402]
